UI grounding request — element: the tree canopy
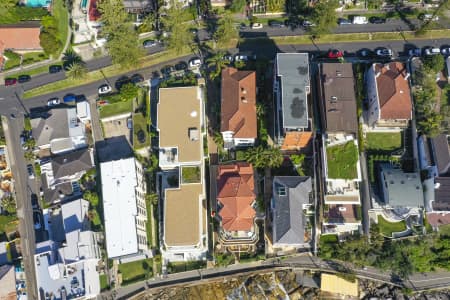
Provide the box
[213,12,238,48]
[244,146,284,169]
[98,0,143,68]
[309,0,339,35]
[161,2,194,54]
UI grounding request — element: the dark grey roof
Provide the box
[431,134,450,175]
[433,177,450,211]
[379,163,423,208]
[122,0,153,9]
[318,63,358,133]
[276,53,310,129]
[31,109,70,147]
[51,148,93,179]
[272,176,312,245]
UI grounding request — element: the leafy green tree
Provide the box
[206,51,228,80]
[234,60,246,69]
[120,83,139,100]
[62,49,82,69]
[214,12,238,47]
[256,103,266,118]
[266,0,285,12]
[146,193,158,206]
[98,0,143,68]
[66,62,87,80]
[230,0,246,12]
[423,54,445,73]
[244,146,284,168]
[138,12,156,33]
[309,0,338,35]
[83,190,99,207]
[161,1,194,54]
[40,31,61,57]
[367,0,383,9]
[1,196,16,214]
[418,112,442,137]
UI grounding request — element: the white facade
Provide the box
[221,130,255,149]
[100,157,148,258]
[366,66,381,128]
[76,101,91,123]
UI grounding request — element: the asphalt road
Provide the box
[3,117,37,299]
[100,254,450,299]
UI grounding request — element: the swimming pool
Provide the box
[26,0,51,7]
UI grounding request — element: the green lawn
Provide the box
[326,141,359,179]
[167,261,206,274]
[181,166,201,184]
[439,224,450,235]
[377,215,407,237]
[99,274,109,291]
[118,258,153,285]
[366,132,402,151]
[3,51,21,70]
[145,198,153,247]
[0,214,18,235]
[133,113,150,149]
[53,0,69,57]
[22,52,49,66]
[99,99,133,119]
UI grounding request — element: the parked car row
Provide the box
[408,46,450,57]
[4,74,31,86]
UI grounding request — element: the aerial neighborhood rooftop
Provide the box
[1,0,450,298]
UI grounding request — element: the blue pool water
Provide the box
[26,0,51,7]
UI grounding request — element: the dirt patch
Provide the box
[101,114,132,144]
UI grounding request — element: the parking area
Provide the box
[101,113,132,144]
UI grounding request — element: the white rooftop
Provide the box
[100,157,139,258]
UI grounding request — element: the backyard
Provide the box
[133,113,150,149]
[377,215,407,237]
[167,260,206,274]
[0,214,18,236]
[4,51,49,70]
[181,166,201,184]
[326,141,359,179]
[118,258,153,285]
[99,274,109,291]
[99,99,133,119]
[366,132,402,152]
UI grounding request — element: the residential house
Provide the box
[34,199,100,299]
[270,176,312,252]
[216,163,257,253]
[418,134,450,178]
[221,67,257,149]
[318,63,362,234]
[122,0,154,23]
[0,265,16,300]
[40,148,94,204]
[210,0,226,6]
[157,86,208,262]
[0,22,41,69]
[273,53,312,151]
[366,62,412,129]
[426,177,450,229]
[31,108,87,155]
[76,101,92,124]
[379,163,423,217]
[100,157,148,259]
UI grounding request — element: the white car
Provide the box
[188,58,202,69]
[376,48,393,57]
[424,47,441,56]
[47,97,60,106]
[98,84,112,95]
[352,16,368,25]
[251,23,263,29]
[302,20,316,27]
[441,47,450,56]
[422,14,439,21]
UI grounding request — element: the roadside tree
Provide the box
[207,51,228,80]
[66,62,87,80]
[309,0,338,35]
[161,1,194,54]
[214,12,238,48]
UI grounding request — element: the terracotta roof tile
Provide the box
[375,62,412,120]
[221,67,257,139]
[217,163,256,232]
[281,131,312,151]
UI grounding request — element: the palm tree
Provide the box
[206,51,228,80]
[66,62,87,80]
[244,146,283,169]
[62,49,82,69]
[256,103,266,118]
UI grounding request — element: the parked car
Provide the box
[337,18,352,25]
[352,16,368,24]
[223,54,233,64]
[420,14,439,21]
[63,94,76,103]
[174,61,188,71]
[49,65,62,73]
[369,16,386,24]
[234,53,256,61]
[20,136,27,150]
[408,48,422,56]
[27,164,35,179]
[424,47,441,56]
[376,47,393,57]
[143,39,157,48]
[98,84,112,95]
[268,20,284,28]
[188,57,202,69]
[31,193,39,209]
[47,97,60,106]
[251,22,263,29]
[130,73,144,84]
[33,212,41,230]
[161,65,175,77]
[285,19,301,28]
[327,49,344,59]
[358,48,373,57]
[18,74,31,83]
[115,76,131,90]
[4,78,17,86]
[441,47,450,56]
[302,20,315,27]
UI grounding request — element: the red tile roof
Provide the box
[217,163,256,232]
[221,67,257,139]
[281,131,312,151]
[375,62,412,120]
[0,26,41,51]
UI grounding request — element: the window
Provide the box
[277,186,286,196]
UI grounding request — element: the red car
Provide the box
[327,49,344,59]
[4,78,17,86]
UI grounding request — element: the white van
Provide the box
[352,16,368,25]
